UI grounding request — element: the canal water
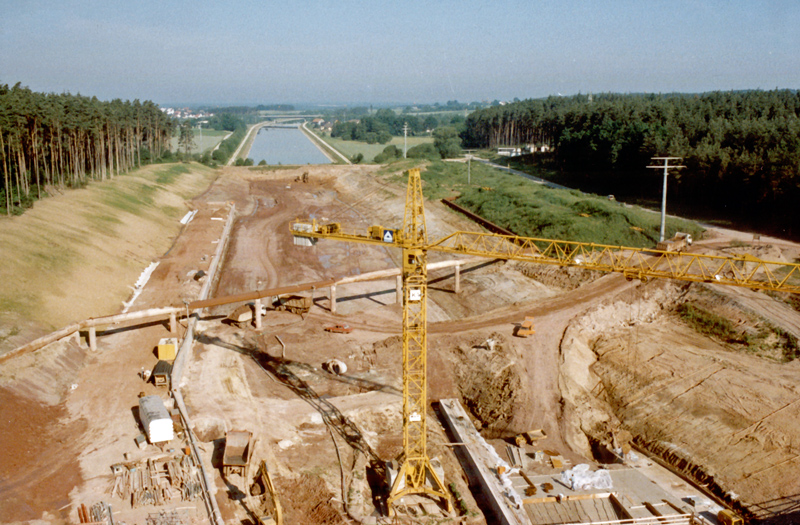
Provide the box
[247,127,331,165]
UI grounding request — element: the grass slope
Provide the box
[0,163,216,349]
[414,160,703,248]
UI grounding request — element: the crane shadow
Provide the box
[193,332,391,510]
[194,333,400,395]
[748,493,800,524]
[255,352,382,463]
[254,352,390,510]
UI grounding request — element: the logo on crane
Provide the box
[382,229,394,243]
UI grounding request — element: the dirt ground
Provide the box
[3,163,800,523]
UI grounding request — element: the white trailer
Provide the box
[139,395,174,444]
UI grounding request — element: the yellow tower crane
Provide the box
[292,168,800,515]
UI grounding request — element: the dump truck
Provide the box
[656,232,692,252]
[227,303,266,328]
[223,430,253,478]
[273,294,312,315]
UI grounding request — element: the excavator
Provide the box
[248,459,283,525]
[292,167,800,517]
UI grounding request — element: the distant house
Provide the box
[497,146,522,157]
[312,118,324,126]
[523,144,552,154]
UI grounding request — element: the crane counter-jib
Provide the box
[291,222,800,295]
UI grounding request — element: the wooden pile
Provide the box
[111,455,202,508]
[77,502,111,524]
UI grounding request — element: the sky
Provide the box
[2,0,799,106]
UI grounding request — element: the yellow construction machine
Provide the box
[292,167,800,516]
[248,460,283,525]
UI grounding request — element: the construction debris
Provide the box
[505,444,525,469]
[77,501,113,524]
[110,455,202,508]
[146,510,186,525]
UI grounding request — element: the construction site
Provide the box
[3,163,800,525]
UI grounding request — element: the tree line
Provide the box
[0,83,174,215]
[462,90,800,237]
[328,108,466,144]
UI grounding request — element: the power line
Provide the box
[647,157,685,243]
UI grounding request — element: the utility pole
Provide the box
[647,157,685,242]
[467,154,471,185]
[403,122,409,159]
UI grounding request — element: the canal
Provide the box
[246,126,331,165]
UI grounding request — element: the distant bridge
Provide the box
[259,123,301,129]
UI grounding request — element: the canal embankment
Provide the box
[300,122,350,164]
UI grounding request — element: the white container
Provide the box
[139,395,174,443]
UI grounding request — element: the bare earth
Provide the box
[2,164,800,523]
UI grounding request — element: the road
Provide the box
[301,122,351,164]
[446,156,570,190]
[227,122,265,166]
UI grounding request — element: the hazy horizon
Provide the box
[3,0,799,106]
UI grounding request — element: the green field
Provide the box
[401,160,704,248]
[315,133,434,163]
[170,128,231,154]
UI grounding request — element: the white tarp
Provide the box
[560,464,613,491]
[139,395,173,443]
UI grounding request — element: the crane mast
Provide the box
[389,168,451,511]
[292,168,800,516]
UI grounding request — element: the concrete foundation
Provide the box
[438,398,529,525]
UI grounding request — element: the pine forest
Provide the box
[462,90,800,237]
[0,83,174,215]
